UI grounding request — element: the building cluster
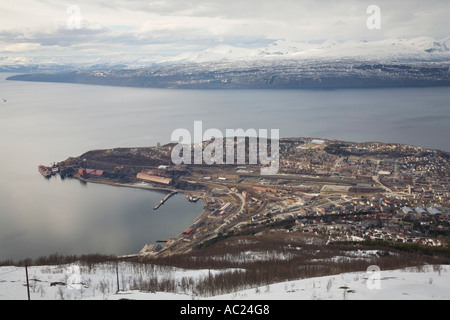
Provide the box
[235,138,450,247]
[249,187,449,247]
[278,138,449,205]
[63,137,449,253]
[182,219,205,237]
[378,153,449,204]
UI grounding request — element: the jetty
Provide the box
[153,191,177,210]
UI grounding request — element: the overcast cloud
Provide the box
[0,0,448,62]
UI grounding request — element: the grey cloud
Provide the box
[0,26,111,47]
[1,0,448,60]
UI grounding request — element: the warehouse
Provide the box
[136,172,173,185]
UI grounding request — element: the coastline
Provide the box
[72,175,208,256]
[49,135,450,261]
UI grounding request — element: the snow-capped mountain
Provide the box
[398,37,450,53]
[4,36,450,89]
[165,37,450,64]
[1,37,449,73]
[161,45,258,63]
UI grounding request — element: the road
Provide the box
[372,175,394,194]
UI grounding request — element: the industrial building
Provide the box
[136,172,173,185]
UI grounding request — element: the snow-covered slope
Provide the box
[1,263,448,300]
[2,37,449,73]
[212,265,450,300]
[162,45,258,63]
[165,37,450,63]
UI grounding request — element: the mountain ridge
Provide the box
[6,59,450,89]
[4,37,450,89]
[1,36,450,73]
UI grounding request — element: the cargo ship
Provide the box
[38,165,52,178]
[186,195,199,202]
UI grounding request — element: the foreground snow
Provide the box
[211,266,450,300]
[0,263,448,300]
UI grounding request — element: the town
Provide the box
[52,137,450,256]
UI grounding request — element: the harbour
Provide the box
[0,75,449,261]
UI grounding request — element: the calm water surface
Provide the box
[0,73,449,260]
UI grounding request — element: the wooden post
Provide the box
[116,265,120,293]
[25,265,31,300]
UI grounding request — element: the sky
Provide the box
[0,0,449,63]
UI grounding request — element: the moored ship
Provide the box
[186,195,199,202]
[38,165,52,178]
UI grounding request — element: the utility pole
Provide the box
[116,264,120,293]
[25,265,31,300]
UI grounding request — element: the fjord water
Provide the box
[0,73,449,261]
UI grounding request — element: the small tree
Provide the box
[56,286,65,300]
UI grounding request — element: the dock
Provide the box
[153,191,178,210]
[156,239,171,243]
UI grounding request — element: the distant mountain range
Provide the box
[161,37,450,64]
[3,37,450,89]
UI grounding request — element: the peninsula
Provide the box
[49,137,450,256]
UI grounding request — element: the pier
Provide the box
[153,191,178,210]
